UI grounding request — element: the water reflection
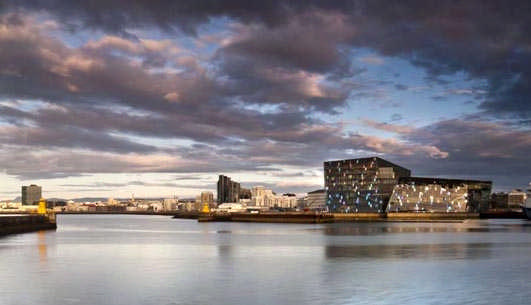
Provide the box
[1,216,530,305]
[217,245,233,258]
[37,230,48,264]
[318,221,531,236]
[325,243,492,260]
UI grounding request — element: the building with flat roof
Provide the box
[388,177,492,212]
[249,186,297,209]
[306,189,326,211]
[324,157,411,212]
[200,191,214,208]
[490,192,509,209]
[21,184,42,205]
[508,189,526,209]
[217,175,240,204]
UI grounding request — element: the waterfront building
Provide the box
[508,189,526,209]
[275,194,297,209]
[21,184,42,205]
[239,187,252,199]
[45,199,67,209]
[250,186,297,208]
[215,202,247,213]
[297,197,307,209]
[163,198,178,211]
[388,177,492,212]
[306,189,326,211]
[324,157,411,212]
[192,195,203,211]
[217,175,240,204]
[179,199,200,212]
[200,191,214,208]
[490,192,509,209]
[251,186,270,207]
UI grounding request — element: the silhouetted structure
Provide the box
[21,184,42,205]
[239,187,252,200]
[490,192,509,209]
[217,175,240,204]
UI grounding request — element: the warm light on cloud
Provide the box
[164,92,180,102]
[361,119,415,134]
[0,2,529,197]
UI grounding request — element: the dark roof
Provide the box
[399,176,492,185]
[308,189,325,194]
[323,156,410,172]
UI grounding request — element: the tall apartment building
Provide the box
[21,184,42,205]
[217,175,240,204]
[324,157,411,212]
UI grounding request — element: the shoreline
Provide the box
[198,212,486,223]
[2,210,525,228]
[0,215,57,236]
[57,211,199,219]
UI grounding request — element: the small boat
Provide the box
[522,183,531,220]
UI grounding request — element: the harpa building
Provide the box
[324,157,411,213]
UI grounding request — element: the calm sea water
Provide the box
[1,215,530,305]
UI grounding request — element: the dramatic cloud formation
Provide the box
[0,1,529,197]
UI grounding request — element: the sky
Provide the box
[0,1,530,199]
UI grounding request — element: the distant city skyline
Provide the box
[0,1,530,198]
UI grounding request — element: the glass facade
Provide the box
[388,177,492,212]
[389,183,468,212]
[324,157,411,213]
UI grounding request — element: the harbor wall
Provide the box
[199,212,334,223]
[198,212,481,223]
[0,215,57,236]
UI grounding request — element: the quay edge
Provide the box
[0,215,57,236]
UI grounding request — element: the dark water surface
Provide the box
[1,215,530,305]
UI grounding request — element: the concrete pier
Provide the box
[386,212,479,222]
[198,212,335,223]
[197,211,480,223]
[332,213,383,222]
[0,215,57,236]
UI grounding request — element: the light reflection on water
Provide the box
[0,215,530,305]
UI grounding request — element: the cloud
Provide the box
[359,55,385,65]
[393,119,531,189]
[390,113,403,121]
[408,119,531,160]
[0,2,530,193]
[3,1,355,35]
[0,146,281,180]
[362,119,414,134]
[220,11,356,73]
[60,180,213,190]
[0,125,156,153]
[4,1,530,119]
